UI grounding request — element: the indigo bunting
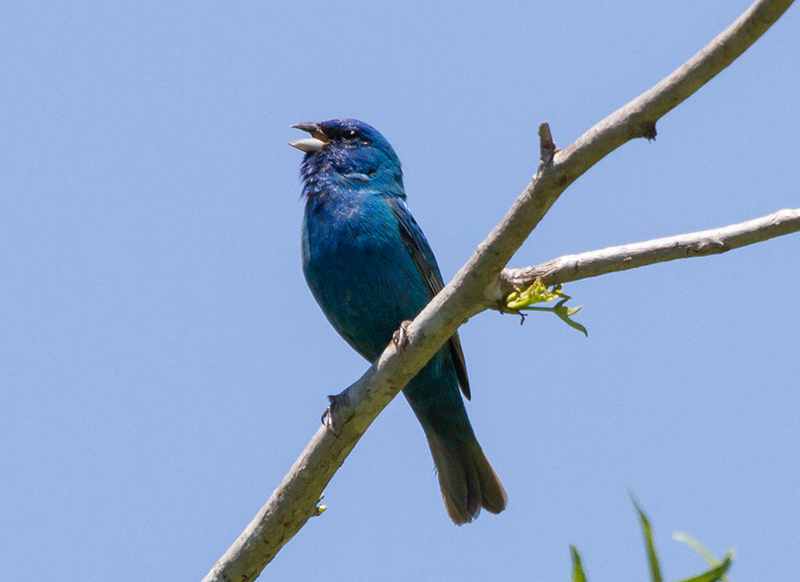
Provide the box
[290,119,506,524]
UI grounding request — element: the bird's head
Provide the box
[290,119,404,196]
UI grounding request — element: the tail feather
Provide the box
[472,442,508,515]
[426,433,508,525]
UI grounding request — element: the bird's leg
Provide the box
[321,390,350,436]
[392,320,412,354]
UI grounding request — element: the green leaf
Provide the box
[631,495,663,582]
[553,299,588,337]
[570,545,588,582]
[674,554,733,582]
[673,532,734,582]
[505,280,587,335]
[564,498,735,582]
[505,279,562,309]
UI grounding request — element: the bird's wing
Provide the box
[390,198,471,400]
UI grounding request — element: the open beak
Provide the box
[289,122,330,153]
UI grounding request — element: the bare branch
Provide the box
[497,208,800,298]
[538,122,556,168]
[201,1,795,580]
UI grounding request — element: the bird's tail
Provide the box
[425,432,508,525]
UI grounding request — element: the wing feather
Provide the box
[390,199,471,400]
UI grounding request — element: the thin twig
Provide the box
[497,208,800,296]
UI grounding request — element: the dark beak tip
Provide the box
[290,122,319,134]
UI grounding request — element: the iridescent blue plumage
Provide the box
[292,119,506,524]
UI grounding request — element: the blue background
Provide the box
[2,2,798,580]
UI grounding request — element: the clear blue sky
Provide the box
[2,2,798,581]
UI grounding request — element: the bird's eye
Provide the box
[332,127,369,144]
[341,129,358,142]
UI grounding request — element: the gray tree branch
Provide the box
[201,1,795,580]
[495,208,800,300]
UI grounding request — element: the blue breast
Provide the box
[302,189,432,362]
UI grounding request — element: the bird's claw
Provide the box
[321,391,349,436]
[392,320,412,354]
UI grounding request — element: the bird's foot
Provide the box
[392,320,412,354]
[321,391,350,436]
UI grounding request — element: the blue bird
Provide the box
[290,119,507,524]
